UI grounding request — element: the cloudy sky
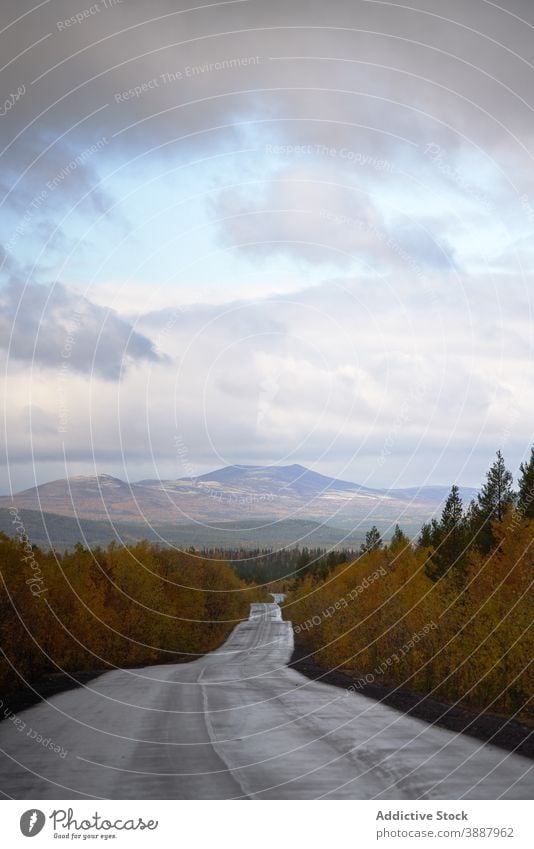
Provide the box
[1,0,533,494]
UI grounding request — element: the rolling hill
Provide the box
[0,464,477,549]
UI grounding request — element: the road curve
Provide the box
[0,601,532,799]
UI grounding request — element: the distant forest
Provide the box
[211,546,356,585]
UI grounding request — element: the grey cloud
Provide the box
[0,279,164,379]
[2,0,534,166]
[1,0,533,266]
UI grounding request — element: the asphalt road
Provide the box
[0,601,532,799]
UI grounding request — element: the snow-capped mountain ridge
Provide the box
[1,464,477,529]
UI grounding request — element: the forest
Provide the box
[285,449,534,723]
[0,537,264,704]
[209,546,355,584]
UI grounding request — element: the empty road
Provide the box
[0,601,532,799]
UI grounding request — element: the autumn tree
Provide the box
[285,448,533,724]
[0,536,257,705]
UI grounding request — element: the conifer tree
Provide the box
[360,525,382,553]
[517,446,534,519]
[390,524,409,548]
[426,485,467,581]
[418,521,433,548]
[471,450,514,553]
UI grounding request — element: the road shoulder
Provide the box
[288,643,534,760]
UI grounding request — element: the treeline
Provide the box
[0,535,262,704]
[285,449,534,722]
[226,546,355,585]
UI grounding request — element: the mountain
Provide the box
[0,465,477,535]
[179,464,369,497]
